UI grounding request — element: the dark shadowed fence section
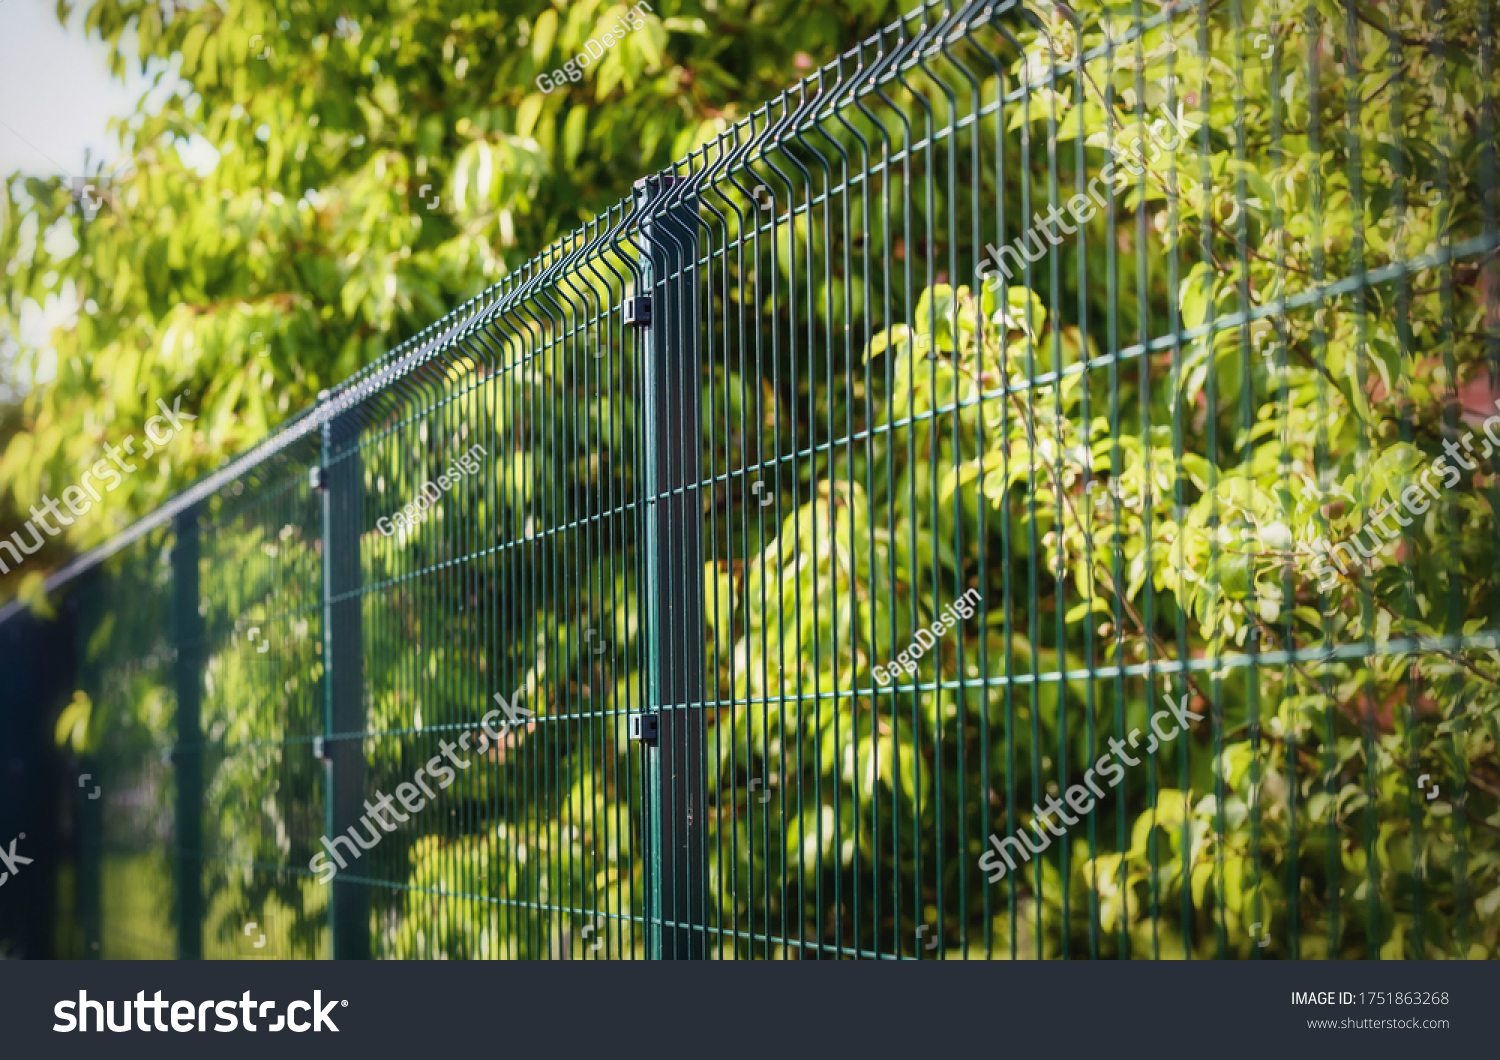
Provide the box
[2,0,1499,960]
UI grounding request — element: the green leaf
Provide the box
[636,19,666,71]
[1179,262,1215,331]
[563,108,587,168]
[913,284,956,350]
[991,285,1045,338]
[516,94,545,140]
[863,324,911,362]
[532,8,558,65]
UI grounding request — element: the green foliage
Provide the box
[0,0,909,600]
[35,0,1500,962]
[709,0,1500,958]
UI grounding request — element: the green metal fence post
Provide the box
[635,174,706,959]
[320,409,369,959]
[171,505,203,960]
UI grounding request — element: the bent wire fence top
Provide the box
[4,0,1499,961]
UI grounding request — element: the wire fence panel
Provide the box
[191,436,327,959]
[7,0,1499,960]
[77,534,180,960]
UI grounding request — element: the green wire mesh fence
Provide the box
[4,0,1499,960]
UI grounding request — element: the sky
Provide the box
[0,0,159,178]
[0,0,186,399]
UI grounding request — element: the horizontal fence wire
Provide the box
[11,0,1500,960]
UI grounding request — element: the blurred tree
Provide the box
[0,0,907,605]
